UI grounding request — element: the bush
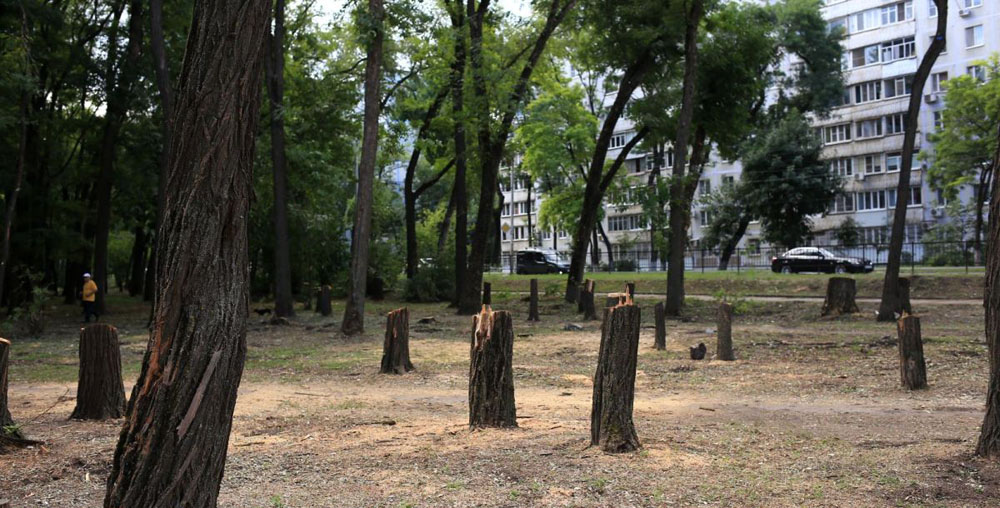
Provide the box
[403,261,455,303]
[613,259,636,272]
[2,286,50,339]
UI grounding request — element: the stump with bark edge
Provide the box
[380,308,414,374]
[317,285,332,316]
[528,279,540,321]
[1,338,18,433]
[581,280,597,320]
[716,302,735,361]
[898,314,927,389]
[469,306,517,428]
[654,302,666,350]
[821,277,860,317]
[71,324,126,420]
[591,297,641,453]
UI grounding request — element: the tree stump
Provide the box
[654,302,666,351]
[71,324,126,420]
[577,280,589,313]
[528,279,540,321]
[590,302,641,453]
[482,282,492,305]
[605,293,625,308]
[581,280,597,320]
[716,302,735,361]
[380,308,414,374]
[1,338,18,434]
[317,285,332,317]
[898,315,927,390]
[625,282,636,300]
[469,307,517,428]
[821,277,860,317]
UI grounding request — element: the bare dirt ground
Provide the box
[2,291,999,507]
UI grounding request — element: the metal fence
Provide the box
[490,240,985,274]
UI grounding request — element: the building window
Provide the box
[863,154,883,174]
[698,179,712,196]
[609,132,630,149]
[824,124,852,144]
[968,65,986,81]
[850,44,881,67]
[886,153,902,172]
[966,25,984,48]
[930,72,948,93]
[856,190,887,211]
[885,75,913,98]
[558,230,568,238]
[831,158,853,176]
[888,186,923,207]
[886,113,905,135]
[608,214,647,232]
[541,229,552,240]
[933,110,943,130]
[962,0,982,8]
[854,81,882,103]
[856,118,883,139]
[831,193,855,213]
[929,1,937,17]
[881,37,915,62]
[502,203,511,216]
[698,210,712,225]
[722,175,735,187]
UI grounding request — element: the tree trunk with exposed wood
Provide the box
[71,324,126,420]
[103,0,270,503]
[975,122,1000,458]
[381,308,414,374]
[821,277,860,317]
[897,315,926,390]
[469,307,517,428]
[591,302,641,453]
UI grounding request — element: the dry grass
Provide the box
[2,290,998,507]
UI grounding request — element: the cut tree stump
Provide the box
[482,282,492,305]
[591,301,641,453]
[1,338,18,434]
[898,315,927,390]
[577,280,588,313]
[528,279,540,321]
[605,293,625,308]
[469,306,517,428]
[625,282,636,300]
[317,285,332,317]
[581,280,597,320]
[821,277,860,317]
[716,302,735,361]
[71,324,126,420]
[654,302,666,350]
[380,308,414,374]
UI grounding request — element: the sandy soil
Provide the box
[2,295,998,507]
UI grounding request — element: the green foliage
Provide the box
[923,200,977,266]
[699,183,748,251]
[712,289,754,315]
[3,284,50,339]
[835,218,860,247]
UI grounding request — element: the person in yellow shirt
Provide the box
[82,272,98,323]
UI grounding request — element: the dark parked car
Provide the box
[516,250,569,275]
[770,247,874,274]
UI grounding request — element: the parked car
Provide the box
[516,250,569,274]
[770,247,874,274]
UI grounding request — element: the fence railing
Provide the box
[488,240,985,274]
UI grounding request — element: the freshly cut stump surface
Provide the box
[469,306,517,428]
[380,308,414,374]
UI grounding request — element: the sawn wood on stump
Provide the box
[591,301,641,453]
[468,306,517,428]
[898,314,927,390]
[380,307,414,374]
[821,277,860,317]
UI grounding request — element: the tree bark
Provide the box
[380,308,414,374]
[404,88,449,279]
[591,302,641,453]
[103,0,270,504]
[878,0,947,322]
[147,0,174,305]
[716,302,734,361]
[654,302,666,351]
[976,122,1000,458]
[581,280,597,320]
[71,324,126,420]
[528,278,539,321]
[317,285,332,317]
[717,214,751,271]
[94,0,145,316]
[897,315,926,390]
[0,338,18,436]
[821,277,860,317]
[446,1,469,309]
[482,282,492,305]
[469,307,517,428]
[665,0,704,317]
[341,0,385,335]
[266,0,295,318]
[0,17,30,303]
[127,226,147,297]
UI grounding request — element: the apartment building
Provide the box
[499,0,997,268]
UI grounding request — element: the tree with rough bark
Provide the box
[469,307,517,428]
[975,122,1000,458]
[266,0,295,318]
[71,324,126,420]
[103,0,271,504]
[821,277,859,317]
[342,0,386,335]
[381,307,414,374]
[591,301,641,453]
[878,0,947,322]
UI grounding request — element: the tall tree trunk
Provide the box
[448,1,468,308]
[878,0,947,322]
[103,0,270,504]
[526,182,532,247]
[438,179,457,254]
[0,76,29,303]
[717,214,751,271]
[598,221,614,268]
[147,0,174,304]
[341,0,385,335]
[665,0,703,317]
[127,226,147,296]
[94,0,144,316]
[975,121,1000,458]
[460,0,577,314]
[404,88,449,279]
[0,338,16,434]
[565,53,653,302]
[266,0,294,318]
